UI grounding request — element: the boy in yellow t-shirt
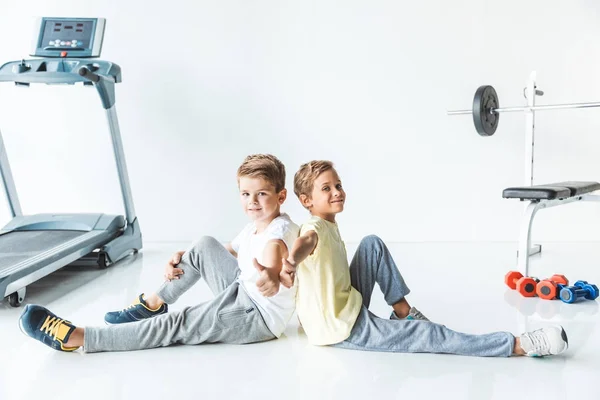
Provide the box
[269,160,568,357]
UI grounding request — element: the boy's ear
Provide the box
[299,193,312,209]
[278,188,287,204]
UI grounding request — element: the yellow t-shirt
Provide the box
[296,216,362,345]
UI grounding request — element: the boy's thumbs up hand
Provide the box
[279,258,297,289]
[254,258,280,297]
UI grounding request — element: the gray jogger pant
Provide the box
[331,235,515,357]
[84,236,275,353]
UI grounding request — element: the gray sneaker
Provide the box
[390,306,429,321]
[519,326,568,357]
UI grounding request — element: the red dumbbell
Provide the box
[505,271,539,297]
[536,274,569,300]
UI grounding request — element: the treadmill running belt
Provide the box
[0,231,86,269]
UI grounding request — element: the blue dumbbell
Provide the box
[575,281,599,299]
[559,280,599,304]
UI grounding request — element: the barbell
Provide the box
[447,85,600,136]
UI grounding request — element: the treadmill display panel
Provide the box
[31,17,105,58]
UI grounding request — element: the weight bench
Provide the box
[503,181,600,275]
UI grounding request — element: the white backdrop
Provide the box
[1,0,600,243]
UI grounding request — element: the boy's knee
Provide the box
[191,236,220,252]
[360,234,383,247]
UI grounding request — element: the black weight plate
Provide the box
[472,85,499,136]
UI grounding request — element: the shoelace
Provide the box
[40,316,71,341]
[122,301,140,312]
[523,330,550,354]
[410,308,428,320]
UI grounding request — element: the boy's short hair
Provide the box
[294,160,334,204]
[237,154,286,192]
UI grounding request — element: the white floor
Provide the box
[1,242,598,400]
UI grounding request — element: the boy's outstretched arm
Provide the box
[280,231,318,288]
[253,239,287,297]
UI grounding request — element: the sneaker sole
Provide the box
[103,316,158,325]
[18,305,31,338]
[560,326,569,351]
[104,309,168,326]
[18,314,27,337]
[104,316,144,325]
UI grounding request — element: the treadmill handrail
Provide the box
[0,130,22,217]
[105,106,137,225]
[0,57,137,227]
[0,73,90,85]
[0,59,122,84]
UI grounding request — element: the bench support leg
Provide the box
[514,194,599,276]
[517,202,545,276]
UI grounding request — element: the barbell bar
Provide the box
[448,101,600,115]
[447,85,600,136]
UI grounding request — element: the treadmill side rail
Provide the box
[101,217,142,265]
[1,213,116,233]
[0,229,118,296]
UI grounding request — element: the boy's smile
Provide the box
[303,169,345,222]
[239,176,286,232]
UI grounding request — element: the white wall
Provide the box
[1,0,600,243]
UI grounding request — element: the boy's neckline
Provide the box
[312,215,337,225]
[253,212,286,234]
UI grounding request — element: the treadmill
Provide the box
[0,17,142,307]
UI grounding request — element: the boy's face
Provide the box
[239,176,286,224]
[301,168,345,221]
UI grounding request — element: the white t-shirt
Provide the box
[231,213,300,337]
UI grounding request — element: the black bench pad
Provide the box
[503,181,600,200]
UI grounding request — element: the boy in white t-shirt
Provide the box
[19,154,300,353]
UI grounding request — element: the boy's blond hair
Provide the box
[294,160,334,208]
[237,154,286,192]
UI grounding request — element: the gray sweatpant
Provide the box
[84,236,275,353]
[331,235,515,357]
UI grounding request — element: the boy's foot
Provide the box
[19,304,79,352]
[104,294,168,324]
[520,326,568,357]
[390,306,430,321]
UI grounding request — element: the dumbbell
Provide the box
[559,280,600,304]
[536,274,569,300]
[505,271,539,297]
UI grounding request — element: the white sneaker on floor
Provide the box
[520,326,568,357]
[390,306,430,321]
